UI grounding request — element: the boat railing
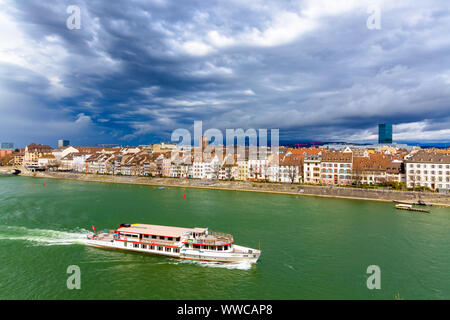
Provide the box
[193,230,234,245]
[208,230,233,239]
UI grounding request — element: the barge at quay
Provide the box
[395,204,430,213]
[86,223,261,264]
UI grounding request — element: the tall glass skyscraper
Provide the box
[378,123,393,144]
[58,140,70,148]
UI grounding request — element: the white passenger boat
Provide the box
[86,223,261,264]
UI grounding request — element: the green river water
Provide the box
[0,176,449,299]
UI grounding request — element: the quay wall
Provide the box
[18,171,450,207]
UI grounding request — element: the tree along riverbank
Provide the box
[19,171,450,207]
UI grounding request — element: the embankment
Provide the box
[18,171,450,207]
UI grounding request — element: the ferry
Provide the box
[86,223,261,264]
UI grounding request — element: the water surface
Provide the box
[0,176,449,299]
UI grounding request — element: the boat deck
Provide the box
[194,234,233,245]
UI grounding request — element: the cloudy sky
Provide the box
[0,0,449,148]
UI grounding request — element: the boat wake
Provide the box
[160,259,253,270]
[0,225,90,246]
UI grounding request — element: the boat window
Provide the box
[150,245,155,250]
[224,245,228,250]
[165,247,171,252]
[133,243,139,248]
[185,243,189,248]
[158,246,163,251]
[152,235,157,239]
[159,236,165,240]
[176,237,180,241]
[143,235,149,239]
[218,246,223,251]
[209,246,215,251]
[168,237,173,241]
[141,244,147,249]
[194,245,200,249]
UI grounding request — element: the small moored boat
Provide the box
[86,223,261,264]
[395,204,430,213]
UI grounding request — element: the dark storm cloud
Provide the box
[0,0,449,147]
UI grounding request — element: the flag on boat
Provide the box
[92,225,96,231]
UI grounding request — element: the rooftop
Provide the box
[406,151,450,164]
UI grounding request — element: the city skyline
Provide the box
[1,0,450,148]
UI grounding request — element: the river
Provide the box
[0,176,449,299]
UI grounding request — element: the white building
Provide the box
[192,155,220,180]
[73,153,92,173]
[405,151,450,191]
[52,146,79,161]
[248,158,269,180]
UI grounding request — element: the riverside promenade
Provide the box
[19,170,450,207]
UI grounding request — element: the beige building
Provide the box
[24,143,53,165]
[304,154,321,184]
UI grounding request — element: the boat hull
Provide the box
[85,239,261,264]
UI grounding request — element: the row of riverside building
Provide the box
[7,142,450,192]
